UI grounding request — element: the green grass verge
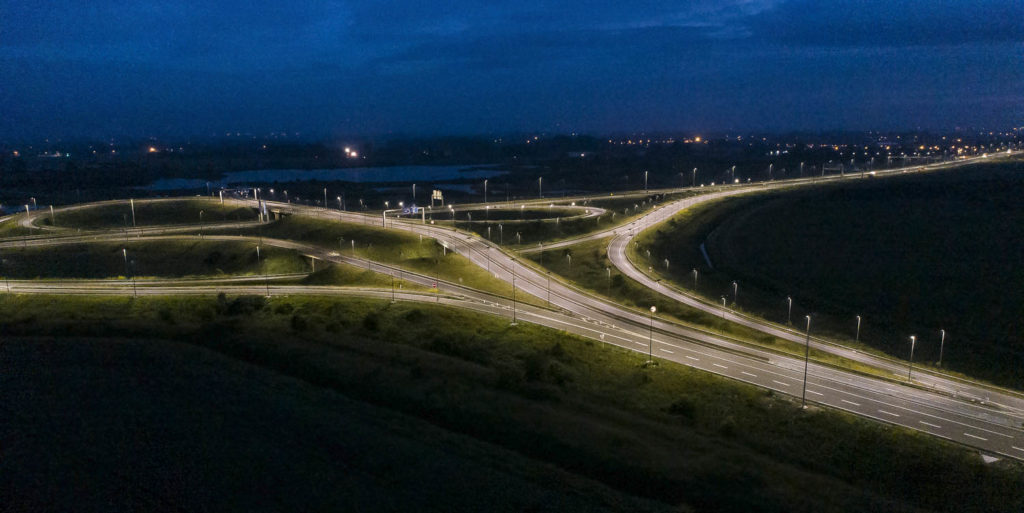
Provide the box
[208,214,544,306]
[632,161,1024,388]
[49,198,256,229]
[0,218,31,238]
[0,239,392,289]
[1,294,1021,512]
[528,236,905,381]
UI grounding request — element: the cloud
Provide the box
[746,0,1024,47]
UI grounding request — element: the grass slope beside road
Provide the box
[525,237,894,379]
[1,294,1022,512]
[210,214,544,305]
[0,239,395,288]
[48,198,256,229]
[632,160,1024,388]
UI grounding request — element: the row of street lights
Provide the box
[679,262,951,394]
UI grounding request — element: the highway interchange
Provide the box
[3,151,1023,461]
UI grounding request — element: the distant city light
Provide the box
[148,146,158,153]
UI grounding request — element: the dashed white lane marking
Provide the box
[660,348,674,354]
[1012,446,1024,452]
[772,380,791,387]
[841,399,861,407]
[964,432,988,441]
[920,421,942,429]
[878,410,900,417]
[807,390,823,396]
[713,363,727,369]
[741,371,757,378]
[685,356,699,361]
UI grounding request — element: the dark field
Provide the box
[1,295,1022,512]
[636,160,1024,386]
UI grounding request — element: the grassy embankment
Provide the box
[209,214,544,305]
[45,198,256,229]
[0,219,30,238]
[1,294,1021,512]
[526,237,898,379]
[0,239,394,288]
[631,160,1024,388]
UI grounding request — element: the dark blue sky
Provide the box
[2,0,1022,139]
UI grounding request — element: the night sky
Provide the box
[2,0,1022,139]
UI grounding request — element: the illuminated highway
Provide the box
[4,152,1023,460]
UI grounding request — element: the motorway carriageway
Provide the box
[6,222,1024,461]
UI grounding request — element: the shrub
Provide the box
[362,312,379,331]
[666,397,697,422]
[290,314,308,332]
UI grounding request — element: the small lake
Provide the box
[144,165,506,191]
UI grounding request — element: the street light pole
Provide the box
[258,245,270,297]
[484,179,488,203]
[692,268,698,290]
[546,271,551,307]
[855,315,861,344]
[732,281,738,305]
[801,315,811,408]
[648,306,657,364]
[786,296,792,325]
[938,329,946,367]
[908,335,917,380]
[511,258,518,325]
[720,296,726,320]
[122,248,136,298]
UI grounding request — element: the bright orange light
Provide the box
[694,136,702,142]
[148,146,158,153]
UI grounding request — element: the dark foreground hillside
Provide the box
[1,295,1021,512]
